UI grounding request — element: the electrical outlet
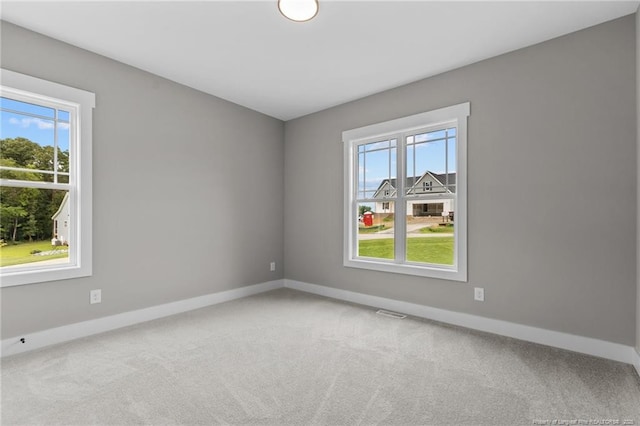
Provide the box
[270,261,276,272]
[90,289,102,304]
[474,287,485,302]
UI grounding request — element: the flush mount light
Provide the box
[278,0,319,22]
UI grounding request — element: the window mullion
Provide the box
[54,109,58,184]
[0,179,69,191]
[445,129,449,187]
[352,143,359,259]
[394,133,406,264]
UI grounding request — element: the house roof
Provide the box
[432,172,456,189]
[51,192,69,220]
[373,171,456,198]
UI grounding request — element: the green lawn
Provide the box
[0,240,69,267]
[359,236,454,265]
[419,224,454,234]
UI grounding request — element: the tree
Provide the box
[0,138,69,241]
[0,138,40,169]
[359,205,372,216]
[22,215,38,242]
[1,206,27,242]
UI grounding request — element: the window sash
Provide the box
[0,96,79,274]
[351,120,458,270]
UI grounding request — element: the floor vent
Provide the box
[376,309,407,319]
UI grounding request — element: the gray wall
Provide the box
[1,16,637,348]
[0,22,285,339]
[636,8,640,356]
[284,16,637,345]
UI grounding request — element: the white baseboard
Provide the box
[284,279,637,366]
[633,348,640,377]
[3,277,637,369]
[1,279,283,358]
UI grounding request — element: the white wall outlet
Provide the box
[270,261,276,272]
[90,289,102,304]
[474,287,485,302]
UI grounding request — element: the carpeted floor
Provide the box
[2,288,639,425]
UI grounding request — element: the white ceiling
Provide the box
[1,1,638,121]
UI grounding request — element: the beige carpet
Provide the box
[2,288,639,425]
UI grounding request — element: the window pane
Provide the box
[0,187,70,270]
[0,97,55,119]
[58,110,70,122]
[447,135,456,192]
[407,138,446,195]
[406,144,415,187]
[357,139,396,200]
[406,201,454,265]
[407,128,457,196]
[358,152,365,198]
[0,98,71,181]
[0,168,54,182]
[57,125,70,174]
[447,130,456,167]
[357,202,394,260]
[0,109,57,180]
[0,111,56,159]
[57,173,70,184]
[416,129,447,143]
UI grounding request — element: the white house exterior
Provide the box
[373,172,455,218]
[51,192,70,244]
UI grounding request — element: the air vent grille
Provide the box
[376,309,407,319]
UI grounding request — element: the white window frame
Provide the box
[0,69,94,287]
[343,102,469,282]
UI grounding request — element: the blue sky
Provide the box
[358,129,457,197]
[0,97,70,153]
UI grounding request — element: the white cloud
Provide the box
[8,116,69,130]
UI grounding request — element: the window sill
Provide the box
[1,263,91,287]
[344,257,467,282]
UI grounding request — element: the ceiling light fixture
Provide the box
[278,0,319,22]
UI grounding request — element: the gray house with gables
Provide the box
[373,171,455,217]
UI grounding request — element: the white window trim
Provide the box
[0,69,95,287]
[343,102,469,282]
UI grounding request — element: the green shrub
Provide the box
[419,225,454,234]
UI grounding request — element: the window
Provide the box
[343,102,469,281]
[0,69,95,287]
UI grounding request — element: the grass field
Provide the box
[0,241,69,267]
[359,236,454,265]
[419,224,454,234]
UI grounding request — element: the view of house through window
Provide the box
[0,96,72,270]
[356,128,456,266]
